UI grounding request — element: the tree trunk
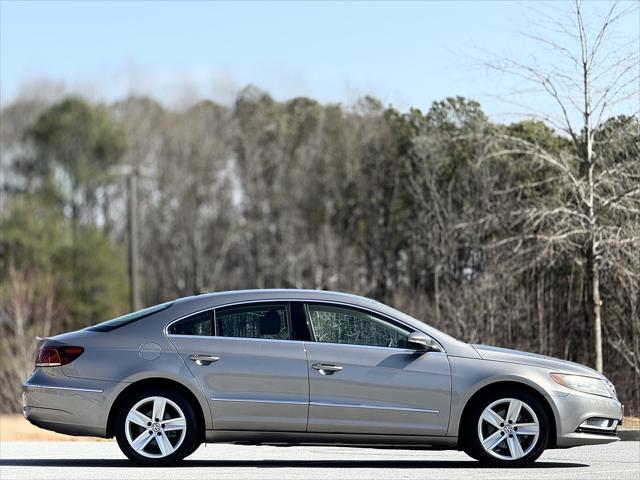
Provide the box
[127,172,141,311]
[580,37,603,373]
[588,237,604,373]
[536,268,545,354]
[434,263,441,324]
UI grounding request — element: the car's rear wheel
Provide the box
[115,389,199,466]
[465,389,548,467]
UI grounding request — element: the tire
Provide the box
[462,447,480,461]
[186,440,202,457]
[115,388,199,467]
[464,388,549,467]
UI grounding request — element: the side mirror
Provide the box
[407,332,438,352]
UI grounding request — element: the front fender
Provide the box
[446,356,564,438]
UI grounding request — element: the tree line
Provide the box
[1,90,637,413]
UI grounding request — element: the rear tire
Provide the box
[464,388,549,467]
[115,388,199,467]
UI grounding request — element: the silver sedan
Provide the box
[23,289,623,467]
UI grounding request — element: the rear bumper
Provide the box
[22,370,120,438]
[24,410,106,437]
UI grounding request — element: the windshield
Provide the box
[85,301,173,332]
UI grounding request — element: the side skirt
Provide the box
[204,429,458,449]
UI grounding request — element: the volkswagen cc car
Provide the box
[23,289,623,467]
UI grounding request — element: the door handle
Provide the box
[312,363,343,375]
[189,354,220,366]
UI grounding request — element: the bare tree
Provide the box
[0,264,58,412]
[485,0,639,372]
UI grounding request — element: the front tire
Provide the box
[115,389,199,467]
[465,389,549,467]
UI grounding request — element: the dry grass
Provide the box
[1,414,638,442]
[0,415,111,441]
[621,416,640,429]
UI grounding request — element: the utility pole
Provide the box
[110,164,142,312]
[127,169,141,312]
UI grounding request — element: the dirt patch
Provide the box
[0,415,111,441]
[620,416,639,429]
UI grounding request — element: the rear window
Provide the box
[86,302,173,332]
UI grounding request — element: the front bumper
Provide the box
[552,390,623,448]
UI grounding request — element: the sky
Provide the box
[1,0,638,119]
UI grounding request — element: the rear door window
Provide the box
[215,303,290,340]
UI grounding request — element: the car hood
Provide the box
[472,344,603,378]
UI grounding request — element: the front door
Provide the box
[303,303,451,435]
[167,302,309,431]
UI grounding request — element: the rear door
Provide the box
[167,302,309,431]
[303,303,451,435]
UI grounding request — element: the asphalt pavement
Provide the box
[1,440,638,480]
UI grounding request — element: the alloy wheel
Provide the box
[477,397,540,461]
[124,396,187,458]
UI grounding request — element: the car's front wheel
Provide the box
[465,389,549,467]
[115,389,199,466]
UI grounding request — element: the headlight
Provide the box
[550,373,613,398]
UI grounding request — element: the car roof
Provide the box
[174,289,386,310]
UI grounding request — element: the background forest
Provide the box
[1,1,638,416]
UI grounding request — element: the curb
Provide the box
[619,430,640,441]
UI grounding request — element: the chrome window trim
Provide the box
[23,383,103,393]
[210,397,307,406]
[307,340,446,355]
[164,297,445,353]
[166,333,306,346]
[310,401,439,414]
[167,332,441,353]
[164,301,293,340]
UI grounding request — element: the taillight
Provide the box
[35,346,84,367]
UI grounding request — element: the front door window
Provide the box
[306,304,410,348]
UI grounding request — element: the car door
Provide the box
[167,302,309,432]
[303,302,451,436]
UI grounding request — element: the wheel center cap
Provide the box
[504,424,514,434]
[151,423,161,432]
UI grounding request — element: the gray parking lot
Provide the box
[1,441,638,480]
